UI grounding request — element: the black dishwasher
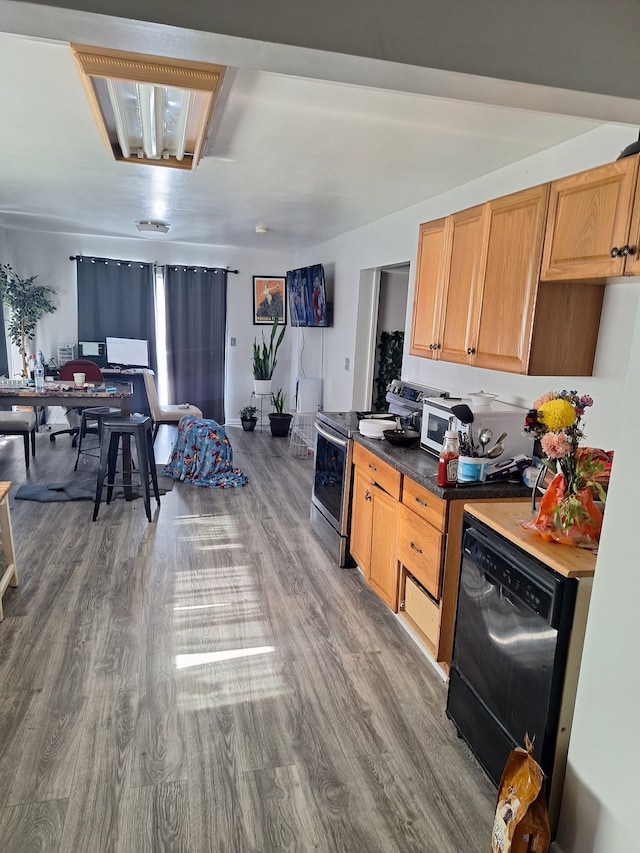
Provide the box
[446,514,577,802]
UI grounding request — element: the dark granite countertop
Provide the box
[353,433,531,501]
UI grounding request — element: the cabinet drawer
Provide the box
[404,573,440,649]
[402,477,446,531]
[353,442,401,500]
[397,505,444,599]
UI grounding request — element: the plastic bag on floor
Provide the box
[491,736,550,853]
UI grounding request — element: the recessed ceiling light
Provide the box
[255,225,269,234]
[136,220,170,233]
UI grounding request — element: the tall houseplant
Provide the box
[252,316,286,393]
[0,263,57,378]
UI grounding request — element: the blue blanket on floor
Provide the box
[162,416,248,488]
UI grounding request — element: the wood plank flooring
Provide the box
[0,423,497,852]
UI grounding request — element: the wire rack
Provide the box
[288,412,316,459]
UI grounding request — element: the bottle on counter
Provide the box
[28,353,36,385]
[34,355,45,390]
[436,429,459,487]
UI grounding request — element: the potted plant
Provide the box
[268,388,293,437]
[252,317,286,394]
[240,404,258,431]
[0,263,57,378]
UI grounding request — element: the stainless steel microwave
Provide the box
[420,397,533,459]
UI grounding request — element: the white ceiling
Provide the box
[0,29,614,253]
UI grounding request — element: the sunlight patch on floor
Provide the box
[176,645,275,668]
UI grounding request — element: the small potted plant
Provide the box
[252,317,286,394]
[240,404,258,431]
[268,388,293,437]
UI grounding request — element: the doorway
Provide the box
[352,262,410,413]
[372,265,410,410]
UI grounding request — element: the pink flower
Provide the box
[533,392,555,409]
[541,431,572,459]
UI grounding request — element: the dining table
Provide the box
[0,380,138,499]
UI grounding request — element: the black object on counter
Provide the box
[382,428,420,447]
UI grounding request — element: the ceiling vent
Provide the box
[136,221,170,234]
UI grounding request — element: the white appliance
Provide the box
[296,377,322,412]
[420,397,533,460]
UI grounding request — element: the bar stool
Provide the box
[74,406,121,470]
[0,481,18,621]
[93,415,160,522]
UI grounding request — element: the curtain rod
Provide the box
[70,255,239,273]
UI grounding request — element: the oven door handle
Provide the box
[315,422,349,448]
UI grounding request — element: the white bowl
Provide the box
[359,418,396,438]
[467,391,497,409]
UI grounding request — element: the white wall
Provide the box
[552,298,640,853]
[1,229,294,422]
[378,268,409,332]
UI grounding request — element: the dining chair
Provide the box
[49,359,105,446]
[0,409,37,468]
[142,369,202,441]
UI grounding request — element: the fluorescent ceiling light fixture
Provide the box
[71,45,227,170]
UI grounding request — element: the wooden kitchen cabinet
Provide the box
[471,184,550,373]
[541,155,640,280]
[409,184,605,375]
[350,444,401,611]
[438,205,485,363]
[397,478,447,659]
[409,218,446,358]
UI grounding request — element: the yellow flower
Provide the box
[538,399,576,431]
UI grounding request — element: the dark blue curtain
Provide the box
[76,256,157,373]
[163,266,227,422]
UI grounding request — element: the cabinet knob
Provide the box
[364,490,372,501]
[410,541,423,555]
[429,343,434,350]
[434,343,440,350]
[621,244,637,256]
[466,347,476,355]
[610,246,620,258]
[415,498,428,507]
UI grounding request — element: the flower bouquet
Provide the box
[523,391,610,549]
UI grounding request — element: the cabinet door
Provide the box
[439,205,485,364]
[541,157,638,280]
[623,181,640,276]
[409,219,446,358]
[350,466,373,575]
[368,484,400,611]
[472,184,550,373]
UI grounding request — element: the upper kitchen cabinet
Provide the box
[471,185,550,373]
[541,156,640,280]
[409,206,485,360]
[409,218,446,358]
[410,183,605,375]
[438,205,485,364]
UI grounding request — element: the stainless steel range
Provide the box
[310,381,446,567]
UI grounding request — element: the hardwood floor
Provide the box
[0,423,497,852]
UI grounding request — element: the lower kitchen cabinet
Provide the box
[350,442,530,672]
[351,444,401,611]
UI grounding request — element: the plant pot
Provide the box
[241,416,258,432]
[253,379,272,395]
[268,412,292,437]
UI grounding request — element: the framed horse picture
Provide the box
[253,276,287,325]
